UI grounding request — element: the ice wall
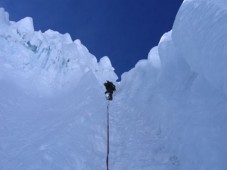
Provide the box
[110,0,227,169]
[0,8,117,94]
[173,0,227,96]
[0,8,116,170]
[0,8,117,170]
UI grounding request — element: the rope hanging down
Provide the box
[103,80,115,170]
[106,102,110,170]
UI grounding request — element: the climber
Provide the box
[104,81,116,100]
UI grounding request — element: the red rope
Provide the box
[106,103,110,170]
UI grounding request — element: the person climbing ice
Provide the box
[104,81,116,100]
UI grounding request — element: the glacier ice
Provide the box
[1,0,227,169]
[110,0,227,169]
[0,7,117,95]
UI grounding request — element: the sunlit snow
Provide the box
[0,0,227,169]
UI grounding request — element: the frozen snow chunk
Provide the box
[99,56,113,69]
[44,29,73,44]
[74,39,84,50]
[44,29,59,36]
[16,17,34,34]
[0,8,9,30]
[63,33,73,43]
[159,30,172,44]
[148,46,161,69]
[74,39,89,52]
[0,8,9,24]
[74,39,82,45]
[96,56,118,83]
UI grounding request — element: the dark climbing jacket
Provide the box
[104,81,116,100]
[104,81,116,92]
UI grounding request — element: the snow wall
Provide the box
[110,0,227,169]
[0,7,117,170]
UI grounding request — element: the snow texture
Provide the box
[0,0,227,169]
[110,0,227,169]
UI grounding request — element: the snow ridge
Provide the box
[0,8,117,94]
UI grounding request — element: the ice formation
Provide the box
[0,0,227,169]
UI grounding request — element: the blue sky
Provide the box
[0,0,183,77]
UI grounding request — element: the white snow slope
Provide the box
[110,0,227,169]
[1,0,227,169]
